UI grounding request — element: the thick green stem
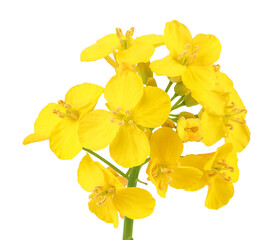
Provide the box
[123,166,141,240]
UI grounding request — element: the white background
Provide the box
[1,0,275,239]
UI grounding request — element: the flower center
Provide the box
[116,27,135,50]
[209,158,234,182]
[224,101,247,130]
[151,165,174,191]
[176,44,199,66]
[52,100,79,121]
[89,186,116,206]
[110,107,135,126]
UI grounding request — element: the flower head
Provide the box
[146,127,203,197]
[177,116,202,142]
[78,154,156,228]
[81,27,164,65]
[23,83,103,159]
[78,71,171,168]
[179,143,239,209]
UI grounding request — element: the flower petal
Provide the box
[65,83,103,115]
[23,133,48,145]
[77,154,107,192]
[150,55,186,77]
[164,20,192,53]
[205,176,234,210]
[81,34,119,61]
[169,166,203,190]
[104,71,144,110]
[49,118,82,159]
[201,112,226,146]
[133,34,164,47]
[110,125,150,168]
[113,187,155,219]
[116,44,155,65]
[132,86,171,128]
[226,123,250,153]
[193,34,221,66]
[149,127,183,165]
[34,103,64,138]
[78,110,120,151]
[88,197,119,228]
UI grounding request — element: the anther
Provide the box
[226,101,236,108]
[110,117,116,123]
[128,120,135,126]
[229,167,235,172]
[58,100,65,106]
[64,104,72,110]
[116,106,121,112]
[52,109,59,114]
[225,123,234,130]
[96,196,107,206]
[116,28,123,38]
[213,64,221,72]
[57,112,65,118]
[117,121,124,126]
[125,110,131,116]
[224,176,232,182]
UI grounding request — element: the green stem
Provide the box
[165,81,173,93]
[171,96,184,110]
[83,148,126,177]
[170,93,178,101]
[123,166,141,240]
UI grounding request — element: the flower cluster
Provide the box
[24,20,250,235]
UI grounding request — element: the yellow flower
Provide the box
[146,127,203,197]
[78,154,156,228]
[150,20,227,115]
[179,143,239,209]
[81,27,164,65]
[23,83,103,159]
[78,71,171,168]
[177,117,202,142]
[201,72,250,152]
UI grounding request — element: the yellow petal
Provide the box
[78,110,120,151]
[77,154,107,192]
[34,103,64,138]
[132,86,171,128]
[110,125,150,168]
[134,34,164,47]
[149,127,183,166]
[104,71,143,110]
[201,112,226,146]
[150,55,186,77]
[182,65,216,93]
[113,187,155,219]
[88,197,119,228]
[192,34,221,66]
[81,34,119,61]
[116,43,155,65]
[65,83,103,115]
[226,123,250,153]
[205,176,234,210]
[23,133,48,145]
[169,166,203,190]
[164,20,192,53]
[49,118,82,159]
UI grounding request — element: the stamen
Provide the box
[110,117,116,123]
[96,196,107,206]
[125,110,131,117]
[228,167,235,172]
[58,100,65,106]
[226,101,236,108]
[57,112,65,118]
[128,120,135,126]
[64,104,72,110]
[117,121,124,126]
[224,176,232,182]
[116,28,123,38]
[225,123,234,130]
[213,64,221,72]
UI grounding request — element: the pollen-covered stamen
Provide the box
[210,159,235,182]
[52,100,79,121]
[225,103,247,125]
[116,27,135,49]
[89,186,116,206]
[152,165,174,191]
[176,44,199,66]
[213,64,221,72]
[116,28,123,38]
[110,107,135,126]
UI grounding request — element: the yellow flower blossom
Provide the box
[150,20,228,115]
[179,143,239,209]
[177,117,202,142]
[78,154,155,228]
[78,71,171,168]
[81,27,164,65]
[201,72,250,152]
[146,127,203,197]
[23,83,103,159]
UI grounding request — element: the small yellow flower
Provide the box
[150,20,228,115]
[146,127,203,197]
[78,154,156,228]
[177,117,202,142]
[81,27,164,65]
[78,71,171,168]
[179,143,239,209]
[201,72,250,152]
[23,83,103,159]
